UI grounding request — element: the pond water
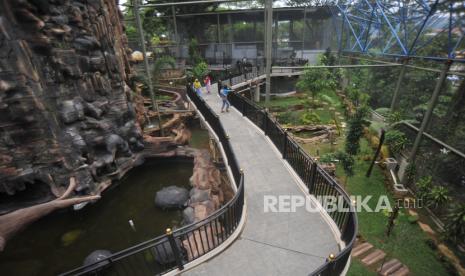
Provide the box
[0,159,194,275]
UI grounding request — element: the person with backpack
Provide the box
[220,85,233,113]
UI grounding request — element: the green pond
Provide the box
[0,122,210,276]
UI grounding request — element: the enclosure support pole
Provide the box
[274,11,279,59]
[265,0,273,104]
[217,14,221,43]
[254,82,260,102]
[301,7,306,59]
[366,129,385,178]
[228,14,233,44]
[337,15,345,63]
[409,61,452,162]
[171,5,179,58]
[390,59,408,111]
[134,0,164,136]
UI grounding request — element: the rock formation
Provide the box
[154,186,189,210]
[0,0,142,210]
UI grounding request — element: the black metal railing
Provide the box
[61,88,245,276]
[228,91,358,276]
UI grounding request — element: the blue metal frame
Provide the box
[331,0,465,62]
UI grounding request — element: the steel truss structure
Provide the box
[330,0,465,62]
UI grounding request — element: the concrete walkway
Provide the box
[184,86,339,276]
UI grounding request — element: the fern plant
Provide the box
[427,186,450,209]
[416,176,432,200]
[385,130,408,155]
[444,203,465,243]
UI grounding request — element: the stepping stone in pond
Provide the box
[361,249,386,266]
[335,112,341,115]
[391,265,410,276]
[378,259,403,275]
[352,242,374,257]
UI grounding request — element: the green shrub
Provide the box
[444,203,465,243]
[416,176,433,200]
[385,130,408,154]
[404,163,417,184]
[278,111,300,125]
[427,186,450,208]
[320,153,335,164]
[319,94,337,105]
[300,111,321,125]
[191,61,209,80]
[334,151,355,177]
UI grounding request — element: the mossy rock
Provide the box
[408,214,419,224]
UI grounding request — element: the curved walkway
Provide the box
[184,86,339,276]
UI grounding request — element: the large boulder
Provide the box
[154,186,189,209]
[83,250,112,266]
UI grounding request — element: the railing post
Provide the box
[263,110,268,135]
[324,253,336,276]
[242,98,246,116]
[308,162,317,193]
[166,228,184,271]
[283,131,288,159]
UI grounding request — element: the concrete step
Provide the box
[391,266,410,276]
[378,259,403,275]
[361,249,386,266]
[352,242,374,258]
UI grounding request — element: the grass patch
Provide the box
[336,140,450,276]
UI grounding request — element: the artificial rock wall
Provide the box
[0,0,143,207]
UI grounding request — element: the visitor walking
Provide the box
[220,85,232,113]
[193,79,202,96]
[204,75,212,94]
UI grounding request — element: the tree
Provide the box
[335,151,355,184]
[191,61,209,80]
[296,65,335,103]
[322,47,336,66]
[188,38,203,65]
[345,106,370,156]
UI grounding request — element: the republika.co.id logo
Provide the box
[263,195,423,213]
